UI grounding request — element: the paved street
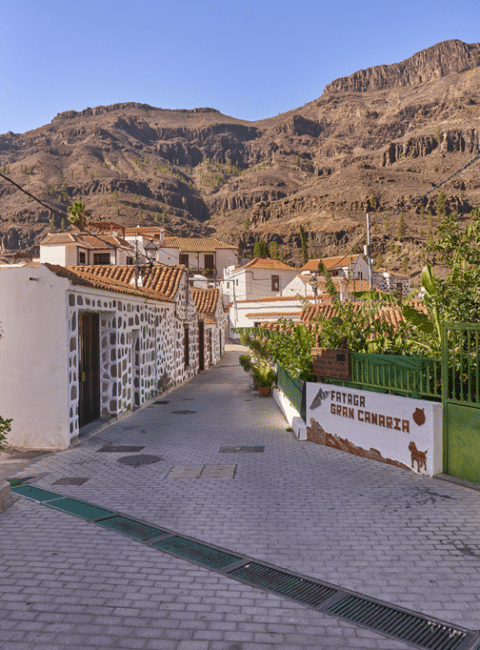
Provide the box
[2,344,480,650]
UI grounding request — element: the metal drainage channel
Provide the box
[10,482,478,650]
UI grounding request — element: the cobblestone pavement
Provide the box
[2,344,480,649]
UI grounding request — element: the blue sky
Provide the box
[1,0,479,135]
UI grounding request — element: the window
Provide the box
[180,253,189,266]
[126,257,134,265]
[204,254,214,270]
[93,253,111,265]
[78,251,86,265]
[271,275,279,291]
[397,282,403,293]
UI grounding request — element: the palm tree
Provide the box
[67,199,91,230]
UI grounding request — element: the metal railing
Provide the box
[325,352,442,401]
[276,365,306,419]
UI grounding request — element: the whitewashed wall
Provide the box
[0,265,199,450]
[0,266,70,449]
[306,382,443,476]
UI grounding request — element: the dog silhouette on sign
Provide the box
[409,441,427,472]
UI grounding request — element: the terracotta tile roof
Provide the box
[204,317,216,325]
[191,288,219,316]
[160,237,238,251]
[374,268,410,278]
[40,232,134,251]
[245,311,302,319]
[235,295,315,304]
[241,258,298,271]
[44,264,174,302]
[300,255,360,272]
[72,264,185,299]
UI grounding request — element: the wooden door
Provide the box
[198,320,205,371]
[78,312,100,427]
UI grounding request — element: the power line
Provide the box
[0,171,129,253]
[342,151,480,259]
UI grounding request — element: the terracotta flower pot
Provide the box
[258,386,272,397]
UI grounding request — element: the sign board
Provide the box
[306,382,443,476]
[312,347,351,380]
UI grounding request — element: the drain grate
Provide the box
[97,516,170,541]
[11,485,61,502]
[8,477,34,487]
[220,446,264,453]
[229,562,337,608]
[153,536,242,570]
[97,445,144,453]
[12,485,477,650]
[117,454,161,467]
[328,596,468,650]
[47,498,116,521]
[171,410,196,414]
[53,478,89,486]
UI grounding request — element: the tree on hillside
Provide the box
[299,226,308,265]
[253,239,269,258]
[268,241,284,261]
[396,213,407,239]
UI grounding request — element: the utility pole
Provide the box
[312,270,318,303]
[365,213,373,290]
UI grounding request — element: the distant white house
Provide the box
[282,272,351,301]
[191,288,228,370]
[227,295,311,338]
[301,254,369,280]
[220,257,299,303]
[39,222,136,266]
[372,269,411,297]
[39,223,175,268]
[157,237,238,280]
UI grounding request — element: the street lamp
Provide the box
[144,239,158,268]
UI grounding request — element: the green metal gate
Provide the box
[441,322,480,482]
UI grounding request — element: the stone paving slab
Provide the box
[2,345,480,649]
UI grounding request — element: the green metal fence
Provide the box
[276,365,306,419]
[324,352,442,401]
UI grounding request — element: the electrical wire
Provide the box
[0,170,130,253]
[341,150,480,258]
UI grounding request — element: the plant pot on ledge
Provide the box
[258,386,272,397]
[253,365,276,397]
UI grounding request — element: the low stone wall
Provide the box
[306,382,443,476]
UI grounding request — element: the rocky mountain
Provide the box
[2,39,480,276]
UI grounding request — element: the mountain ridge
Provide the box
[1,38,480,277]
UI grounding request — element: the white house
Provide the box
[191,288,228,370]
[227,295,311,338]
[221,258,299,303]
[157,237,238,280]
[76,264,200,387]
[282,272,351,301]
[301,255,369,280]
[372,269,411,297]
[0,262,201,451]
[39,222,136,266]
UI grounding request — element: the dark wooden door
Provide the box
[198,320,205,371]
[79,312,100,427]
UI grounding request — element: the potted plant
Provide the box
[254,365,276,397]
[239,354,253,373]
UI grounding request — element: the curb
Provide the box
[0,480,14,513]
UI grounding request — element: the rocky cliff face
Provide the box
[325,40,480,93]
[2,39,480,275]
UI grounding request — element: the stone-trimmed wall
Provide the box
[66,288,177,444]
[372,272,410,297]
